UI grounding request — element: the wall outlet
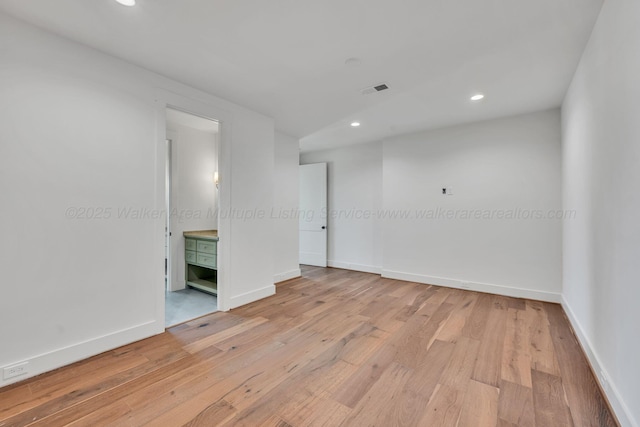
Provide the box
[3,362,29,380]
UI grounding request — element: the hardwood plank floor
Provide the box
[0,267,618,426]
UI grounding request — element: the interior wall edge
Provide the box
[561,296,637,427]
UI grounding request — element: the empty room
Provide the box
[0,0,638,426]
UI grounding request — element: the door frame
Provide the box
[154,90,233,331]
[165,137,173,292]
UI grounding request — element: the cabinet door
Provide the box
[185,239,197,251]
[185,250,197,263]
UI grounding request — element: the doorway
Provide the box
[299,163,328,267]
[165,107,220,327]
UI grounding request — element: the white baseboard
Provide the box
[274,268,301,283]
[381,269,562,303]
[562,297,637,427]
[228,285,276,310]
[0,320,161,388]
[328,260,382,275]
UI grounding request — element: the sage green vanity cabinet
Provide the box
[183,230,218,295]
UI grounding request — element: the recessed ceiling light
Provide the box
[116,0,136,6]
[351,122,361,127]
[470,94,485,101]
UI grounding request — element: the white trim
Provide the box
[0,321,160,388]
[228,285,276,310]
[562,297,637,427]
[381,269,562,303]
[274,269,301,283]
[328,260,382,275]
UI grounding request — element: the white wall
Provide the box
[273,132,301,283]
[224,117,275,309]
[301,110,562,300]
[562,0,640,424]
[0,11,276,387]
[166,123,218,291]
[383,110,563,301]
[301,142,383,274]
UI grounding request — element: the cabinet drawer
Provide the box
[185,239,197,251]
[197,253,217,268]
[197,240,217,255]
[185,250,197,263]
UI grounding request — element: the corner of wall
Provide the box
[561,296,638,427]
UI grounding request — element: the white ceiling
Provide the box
[0,0,603,152]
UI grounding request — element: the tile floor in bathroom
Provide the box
[165,287,217,327]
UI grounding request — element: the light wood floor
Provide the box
[0,267,617,426]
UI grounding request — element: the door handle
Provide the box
[321,226,326,229]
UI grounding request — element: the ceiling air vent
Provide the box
[360,83,390,95]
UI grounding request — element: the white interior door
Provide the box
[299,163,327,267]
